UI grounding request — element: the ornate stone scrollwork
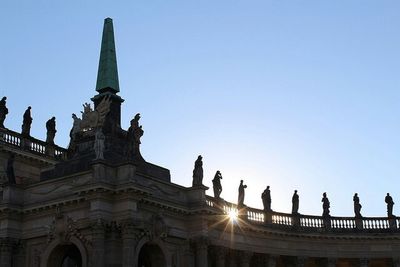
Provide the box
[47,211,91,247]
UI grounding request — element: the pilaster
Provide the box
[194,237,208,267]
[215,246,227,267]
[121,220,139,267]
[91,219,106,267]
[239,250,253,267]
[268,255,278,267]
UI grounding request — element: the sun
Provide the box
[228,209,238,222]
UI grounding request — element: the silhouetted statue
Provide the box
[192,155,203,186]
[385,193,395,217]
[21,106,32,136]
[322,192,330,217]
[71,113,81,138]
[353,193,362,218]
[0,96,8,128]
[45,117,57,144]
[6,154,16,185]
[94,129,105,160]
[212,170,223,198]
[292,190,299,214]
[262,186,272,211]
[127,113,144,158]
[238,180,247,208]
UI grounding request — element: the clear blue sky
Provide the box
[1,1,400,217]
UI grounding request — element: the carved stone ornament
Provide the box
[151,214,168,239]
[78,96,111,131]
[46,211,91,247]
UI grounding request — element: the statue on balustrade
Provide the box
[292,190,299,214]
[45,117,57,144]
[212,170,223,198]
[0,96,8,128]
[322,192,330,217]
[127,113,144,159]
[192,155,203,186]
[94,128,105,160]
[21,106,32,136]
[238,180,247,208]
[6,154,16,185]
[353,193,362,218]
[385,193,395,217]
[262,186,272,211]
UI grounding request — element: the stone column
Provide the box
[122,222,138,267]
[360,258,369,267]
[239,251,253,267]
[0,240,12,267]
[215,247,226,267]
[91,220,106,267]
[195,237,208,267]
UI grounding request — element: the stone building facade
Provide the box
[0,18,399,267]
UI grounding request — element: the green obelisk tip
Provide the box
[95,17,120,94]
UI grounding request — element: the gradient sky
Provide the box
[1,1,400,217]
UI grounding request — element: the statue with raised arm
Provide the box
[238,180,247,208]
[45,117,57,144]
[262,186,272,211]
[127,113,144,158]
[322,192,330,217]
[292,190,299,214]
[0,97,8,128]
[353,193,362,218]
[21,106,32,136]
[192,155,203,186]
[385,193,395,217]
[212,170,223,198]
[94,128,105,160]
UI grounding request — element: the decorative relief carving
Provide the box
[46,212,91,247]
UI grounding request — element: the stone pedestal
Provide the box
[389,216,397,230]
[355,218,363,230]
[292,214,300,228]
[265,211,273,224]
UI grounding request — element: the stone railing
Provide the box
[205,196,400,233]
[0,128,67,160]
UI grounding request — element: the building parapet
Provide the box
[206,195,400,234]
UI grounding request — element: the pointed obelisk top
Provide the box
[95,17,120,93]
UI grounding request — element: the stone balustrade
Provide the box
[0,128,67,160]
[205,196,400,233]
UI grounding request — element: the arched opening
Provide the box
[47,244,82,267]
[138,243,166,267]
